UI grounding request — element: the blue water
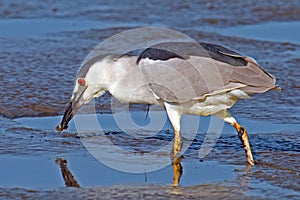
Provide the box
[0,156,62,189]
[7,112,300,190]
[2,18,299,45]
[0,18,146,38]
[15,112,298,135]
[0,153,238,188]
[219,21,300,45]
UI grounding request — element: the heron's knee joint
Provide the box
[238,127,245,138]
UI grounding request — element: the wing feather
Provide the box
[138,42,276,102]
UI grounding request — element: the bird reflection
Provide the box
[172,157,183,186]
[55,157,80,188]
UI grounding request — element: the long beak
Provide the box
[56,87,87,132]
[56,101,73,131]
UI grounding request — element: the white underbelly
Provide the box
[181,89,249,116]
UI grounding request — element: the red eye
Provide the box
[77,78,86,86]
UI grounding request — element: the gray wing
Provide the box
[138,42,276,103]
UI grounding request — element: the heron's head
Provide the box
[56,57,109,132]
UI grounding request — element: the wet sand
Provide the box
[0,0,300,199]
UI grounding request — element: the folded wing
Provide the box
[137,42,276,103]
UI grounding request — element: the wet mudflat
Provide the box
[0,0,300,199]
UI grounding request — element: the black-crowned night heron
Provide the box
[56,41,278,165]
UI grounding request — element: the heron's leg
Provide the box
[172,157,183,186]
[215,110,255,165]
[234,122,255,165]
[164,102,182,158]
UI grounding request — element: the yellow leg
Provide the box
[172,130,182,158]
[172,157,183,186]
[215,110,255,165]
[164,102,182,159]
[233,122,255,165]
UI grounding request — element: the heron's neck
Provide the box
[103,56,138,91]
[102,56,158,104]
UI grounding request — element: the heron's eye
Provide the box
[77,78,86,86]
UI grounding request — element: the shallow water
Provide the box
[1,0,300,199]
[15,112,298,134]
[0,153,239,188]
[0,18,149,39]
[1,112,299,198]
[217,21,300,45]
